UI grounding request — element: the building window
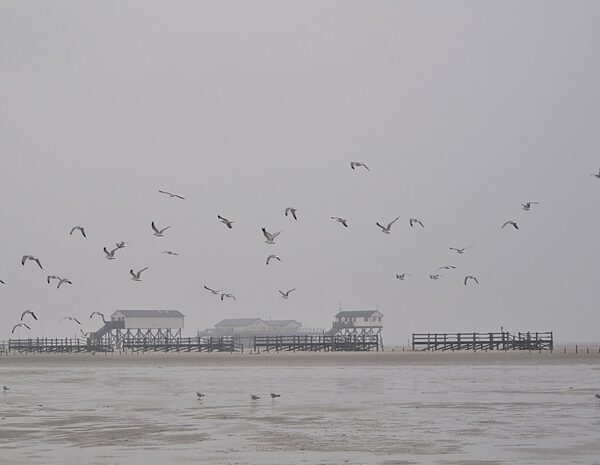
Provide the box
[364,317,368,322]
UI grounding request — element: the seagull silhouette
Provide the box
[158,189,185,199]
[350,162,369,171]
[21,255,43,270]
[152,221,171,237]
[285,207,298,220]
[501,220,518,230]
[331,217,349,227]
[450,247,468,254]
[204,285,221,295]
[409,218,424,228]
[57,278,72,289]
[266,255,282,265]
[376,217,399,234]
[279,288,296,299]
[221,293,236,301]
[464,275,479,285]
[70,226,86,237]
[270,392,281,399]
[103,246,120,260]
[20,310,37,321]
[218,215,234,229]
[90,311,106,324]
[12,323,30,333]
[521,202,539,211]
[130,267,149,282]
[262,228,282,244]
[61,316,81,325]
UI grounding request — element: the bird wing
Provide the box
[350,162,356,169]
[376,222,386,231]
[262,228,272,240]
[501,221,510,228]
[387,217,400,229]
[21,255,30,265]
[272,230,282,239]
[279,290,285,296]
[139,267,149,275]
[81,228,86,237]
[291,210,297,220]
[11,324,18,333]
[20,311,27,321]
[151,221,160,234]
[130,269,136,278]
[70,226,77,235]
[34,258,43,269]
[73,318,81,325]
[288,288,296,294]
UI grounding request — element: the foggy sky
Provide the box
[1,1,600,343]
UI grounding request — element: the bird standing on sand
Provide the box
[464,275,479,286]
[501,220,519,230]
[2,386,9,391]
[21,255,43,269]
[70,226,86,237]
[270,392,281,399]
[12,323,30,333]
[152,221,171,237]
[158,189,185,199]
[285,207,298,220]
[266,255,281,266]
[350,162,369,171]
[196,391,205,399]
[409,218,424,228]
[218,215,234,229]
[21,310,37,321]
[595,392,600,403]
[262,228,282,244]
[376,217,399,234]
[130,267,148,282]
[331,217,348,228]
[250,394,260,401]
[90,312,106,324]
[279,288,296,299]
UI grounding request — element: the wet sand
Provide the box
[2,351,600,465]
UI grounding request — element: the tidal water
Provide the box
[1,354,600,465]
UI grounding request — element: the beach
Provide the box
[1,351,600,465]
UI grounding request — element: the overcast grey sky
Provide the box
[1,1,599,343]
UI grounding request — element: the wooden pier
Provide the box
[121,336,236,353]
[411,331,553,351]
[254,334,381,352]
[7,338,110,353]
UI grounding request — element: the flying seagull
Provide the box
[21,255,43,270]
[437,265,456,271]
[285,207,298,220]
[57,278,72,289]
[20,310,37,321]
[158,189,185,199]
[395,273,412,280]
[220,293,237,301]
[331,217,349,228]
[409,218,424,228]
[279,288,296,299]
[501,220,519,230]
[270,392,281,399]
[266,254,282,265]
[162,250,179,256]
[204,285,221,295]
[450,247,468,254]
[521,202,539,211]
[12,323,30,333]
[429,274,442,280]
[262,228,282,244]
[130,267,148,282]
[350,161,369,171]
[376,217,400,234]
[70,226,86,237]
[464,275,479,286]
[90,311,106,324]
[590,169,600,179]
[47,275,62,284]
[217,215,234,229]
[152,221,172,237]
[196,391,205,399]
[61,316,82,325]
[103,246,120,260]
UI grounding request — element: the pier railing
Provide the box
[411,331,553,351]
[253,334,380,352]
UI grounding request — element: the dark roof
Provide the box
[113,310,185,318]
[267,320,301,327]
[215,318,263,327]
[335,310,381,318]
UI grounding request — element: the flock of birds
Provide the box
[195,391,281,402]
[3,162,600,339]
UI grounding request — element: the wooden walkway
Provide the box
[7,338,110,353]
[412,331,553,351]
[121,336,236,353]
[254,334,381,352]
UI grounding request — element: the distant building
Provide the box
[333,310,383,328]
[111,310,185,329]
